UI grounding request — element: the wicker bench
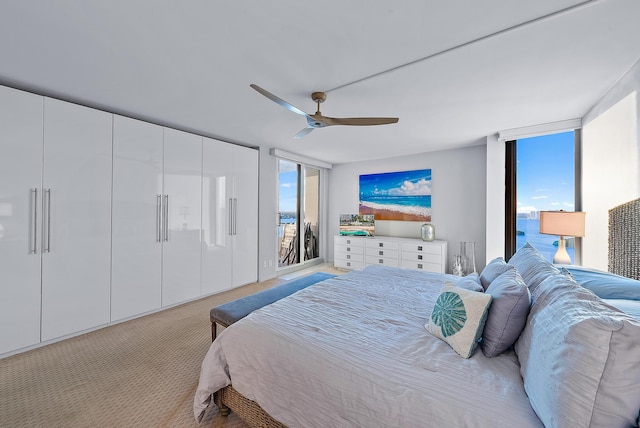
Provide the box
[209,272,336,341]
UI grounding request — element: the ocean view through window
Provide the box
[277,159,320,268]
[515,131,578,263]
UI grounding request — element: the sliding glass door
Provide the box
[277,159,320,268]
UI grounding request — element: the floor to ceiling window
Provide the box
[506,130,581,263]
[277,159,320,268]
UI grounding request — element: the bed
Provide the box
[194,244,640,427]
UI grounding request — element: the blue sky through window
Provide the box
[517,131,575,214]
[516,130,576,261]
[279,169,298,212]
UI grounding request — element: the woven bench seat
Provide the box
[210,272,336,341]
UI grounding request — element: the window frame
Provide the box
[504,131,582,262]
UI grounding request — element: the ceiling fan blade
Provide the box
[250,84,310,118]
[294,127,315,139]
[325,116,399,126]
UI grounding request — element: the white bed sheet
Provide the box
[194,265,543,427]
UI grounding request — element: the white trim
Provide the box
[498,119,582,141]
[270,148,332,169]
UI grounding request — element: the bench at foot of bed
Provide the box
[209,272,336,341]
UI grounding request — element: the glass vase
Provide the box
[451,255,463,276]
[460,241,477,275]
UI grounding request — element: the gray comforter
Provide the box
[194,265,543,427]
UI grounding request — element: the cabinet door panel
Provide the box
[201,137,233,294]
[111,115,163,321]
[0,86,43,354]
[41,98,113,341]
[161,128,202,306]
[231,146,258,287]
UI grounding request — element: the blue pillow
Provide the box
[514,273,640,427]
[507,243,560,292]
[455,274,484,292]
[479,257,515,290]
[563,266,640,301]
[481,269,531,357]
[602,299,640,320]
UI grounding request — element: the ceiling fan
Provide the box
[250,84,399,139]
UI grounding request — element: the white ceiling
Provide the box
[1,0,639,165]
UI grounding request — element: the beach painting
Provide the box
[359,169,432,221]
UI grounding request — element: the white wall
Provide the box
[257,147,279,281]
[327,145,487,272]
[581,58,640,270]
[485,133,506,262]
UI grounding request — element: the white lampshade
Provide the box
[539,210,586,264]
[539,211,586,237]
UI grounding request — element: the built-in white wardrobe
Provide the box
[0,85,259,356]
[111,117,205,321]
[0,87,113,352]
[0,86,46,354]
[201,137,258,294]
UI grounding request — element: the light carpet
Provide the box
[0,264,343,428]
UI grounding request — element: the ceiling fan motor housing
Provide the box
[311,92,326,103]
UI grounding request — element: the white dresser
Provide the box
[334,236,447,273]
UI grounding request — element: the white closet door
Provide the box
[41,98,113,341]
[161,128,202,306]
[0,86,43,354]
[201,137,233,294]
[231,145,259,287]
[111,115,163,321]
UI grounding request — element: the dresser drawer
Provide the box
[364,247,399,259]
[401,259,443,273]
[335,243,364,256]
[335,259,365,270]
[365,239,400,251]
[401,242,442,255]
[335,251,364,263]
[334,236,366,247]
[365,255,400,267]
[401,252,441,264]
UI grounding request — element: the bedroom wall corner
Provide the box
[327,145,487,273]
[581,57,640,271]
[257,147,279,282]
[485,133,505,263]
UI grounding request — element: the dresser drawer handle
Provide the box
[347,239,351,244]
[347,247,351,252]
[379,250,384,256]
[379,243,384,247]
[417,263,423,269]
[347,254,351,259]
[379,259,384,264]
[418,245,423,251]
[418,255,423,260]
[347,261,351,267]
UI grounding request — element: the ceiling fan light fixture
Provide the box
[250,84,399,138]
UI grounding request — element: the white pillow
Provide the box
[425,282,492,358]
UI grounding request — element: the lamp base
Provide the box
[553,236,572,264]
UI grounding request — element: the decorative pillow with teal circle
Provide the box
[425,282,493,358]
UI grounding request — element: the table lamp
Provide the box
[539,210,586,264]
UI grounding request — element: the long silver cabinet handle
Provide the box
[229,198,233,235]
[44,188,51,253]
[163,194,169,242]
[156,195,162,242]
[31,188,38,254]
[233,198,238,235]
